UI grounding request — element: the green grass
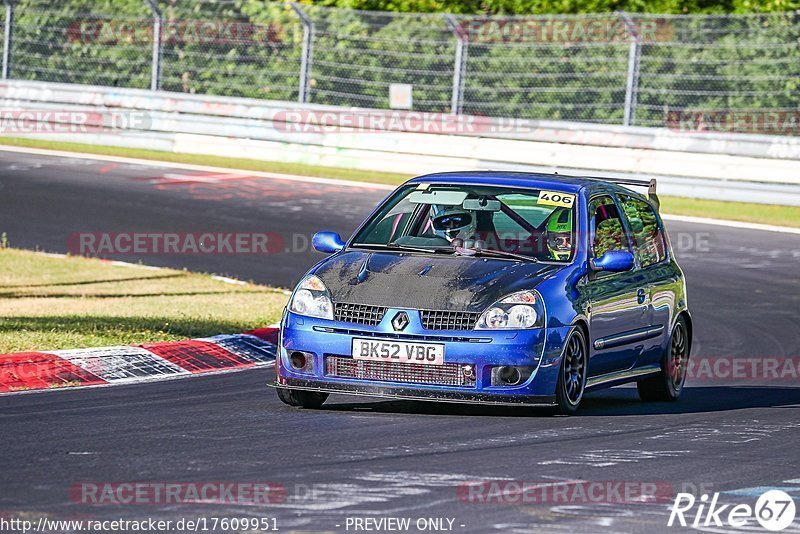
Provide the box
[0,248,289,353]
[658,196,800,228]
[1,136,799,227]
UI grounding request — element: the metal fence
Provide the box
[1,0,799,132]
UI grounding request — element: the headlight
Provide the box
[288,275,333,320]
[475,290,545,330]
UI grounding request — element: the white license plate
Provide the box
[352,338,444,366]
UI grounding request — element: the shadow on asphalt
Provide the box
[578,386,800,416]
[317,386,800,418]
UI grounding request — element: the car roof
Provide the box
[406,171,647,199]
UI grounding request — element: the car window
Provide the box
[618,195,667,267]
[590,196,629,258]
[352,184,577,262]
[492,194,554,233]
[357,192,416,244]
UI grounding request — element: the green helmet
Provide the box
[547,208,573,260]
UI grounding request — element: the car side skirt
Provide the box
[585,364,661,391]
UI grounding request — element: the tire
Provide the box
[555,327,588,415]
[276,387,329,409]
[637,316,690,402]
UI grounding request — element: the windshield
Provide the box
[351,184,577,262]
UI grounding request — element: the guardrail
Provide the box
[1,80,799,205]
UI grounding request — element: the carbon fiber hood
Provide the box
[314,250,563,313]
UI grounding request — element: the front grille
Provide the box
[421,310,480,330]
[315,326,490,344]
[326,356,475,387]
[334,303,387,326]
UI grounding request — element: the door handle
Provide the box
[637,288,647,305]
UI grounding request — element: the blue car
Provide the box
[274,172,692,414]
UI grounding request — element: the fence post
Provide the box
[619,11,641,127]
[444,15,467,115]
[291,3,314,104]
[2,0,14,80]
[144,0,162,91]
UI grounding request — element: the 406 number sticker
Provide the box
[538,190,575,208]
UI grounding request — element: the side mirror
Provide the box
[312,231,345,254]
[590,250,634,273]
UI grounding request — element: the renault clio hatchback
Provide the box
[273,172,692,415]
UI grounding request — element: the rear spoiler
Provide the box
[595,177,660,210]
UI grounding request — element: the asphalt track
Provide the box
[0,149,799,533]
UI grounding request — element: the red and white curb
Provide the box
[0,327,278,394]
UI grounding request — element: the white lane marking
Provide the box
[106,260,163,270]
[723,485,800,497]
[211,275,247,285]
[0,145,396,190]
[333,427,585,462]
[662,214,800,235]
[37,253,257,283]
[157,172,253,184]
[39,252,167,271]
[39,252,73,259]
[646,422,800,444]
[538,449,689,468]
[5,144,797,233]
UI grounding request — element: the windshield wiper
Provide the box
[455,247,538,263]
[353,242,538,262]
[352,242,453,255]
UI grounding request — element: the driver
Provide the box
[431,206,477,243]
[546,207,573,260]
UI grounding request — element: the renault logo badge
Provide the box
[392,311,410,331]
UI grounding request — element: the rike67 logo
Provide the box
[669,490,796,531]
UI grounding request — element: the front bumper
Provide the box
[272,377,556,406]
[275,309,571,404]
